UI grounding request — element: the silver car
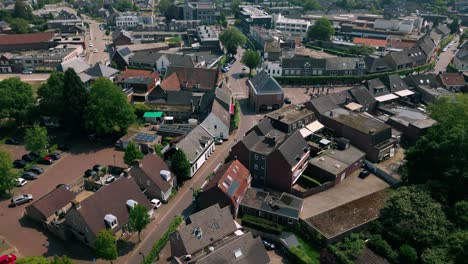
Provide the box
[10,194,33,207]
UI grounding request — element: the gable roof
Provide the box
[249,71,283,95]
[209,99,230,127]
[163,66,222,91]
[85,64,119,78]
[176,125,213,163]
[27,186,76,218]
[112,28,133,42]
[439,73,466,86]
[129,154,172,192]
[349,85,377,110]
[120,68,159,81]
[364,56,392,73]
[115,46,134,64]
[169,204,237,256]
[70,177,152,236]
[0,32,55,45]
[277,130,308,167]
[306,95,339,114]
[59,57,91,74]
[282,57,326,69]
[202,160,250,202]
[192,232,270,264]
[325,57,360,71]
[385,74,409,92]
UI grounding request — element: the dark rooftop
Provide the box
[266,104,314,125]
[325,108,390,134]
[240,188,303,219]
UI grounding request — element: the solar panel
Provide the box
[226,180,240,197]
[119,47,132,57]
[134,133,158,143]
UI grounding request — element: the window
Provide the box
[287,218,294,224]
[255,154,259,160]
[254,164,258,170]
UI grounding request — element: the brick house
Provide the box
[229,118,310,193]
[198,160,251,218]
[128,154,176,202]
[437,72,466,92]
[248,70,284,112]
[265,104,315,134]
[117,68,160,101]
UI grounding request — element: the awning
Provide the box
[305,121,324,133]
[319,139,331,145]
[299,128,313,138]
[344,102,362,111]
[394,89,415,97]
[375,93,399,102]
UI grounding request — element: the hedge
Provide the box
[328,245,354,264]
[274,62,435,86]
[367,235,398,263]
[305,44,358,57]
[299,174,321,188]
[231,100,240,130]
[142,216,183,264]
[241,214,283,235]
[288,246,315,264]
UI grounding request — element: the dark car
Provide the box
[84,169,97,178]
[49,152,61,160]
[5,138,19,145]
[29,151,41,158]
[21,154,35,162]
[284,98,292,104]
[38,156,53,165]
[93,165,104,172]
[28,166,44,175]
[359,170,370,179]
[13,159,28,168]
[56,184,70,190]
[21,171,38,180]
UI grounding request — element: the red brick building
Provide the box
[0,32,55,52]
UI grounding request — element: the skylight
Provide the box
[234,249,243,258]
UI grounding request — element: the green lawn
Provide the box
[297,236,320,261]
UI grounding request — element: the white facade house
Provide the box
[116,13,154,28]
[273,14,311,38]
[374,19,415,33]
[264,61,282,77]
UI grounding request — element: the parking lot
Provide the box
[0,141,126,260]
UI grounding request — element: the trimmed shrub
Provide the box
[368,235,398,263]
[328,245,354,264]
[399,244,417,264]
[288,246,314,264]
[241,215,283,235]
[143,216,183,264]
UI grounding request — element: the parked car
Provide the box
[84,169,97,178]
[88,43,93,47]
[150,198,162,209]
[28,166,44,175]
[49,152,61,160]
[29,151,41,158]
[262,240,275,250]
[10,194,33,207]
[13,159,28,168]
[93,164,104,172]
[21,171,38,180]
[5,138,19,145]
[359,170,370,179]
[0,253,17,264]
[242,66,247,71]
[56,184,70,190]
[93,49,98,53]
[38,156,54,165]
[21,154,35,162]
[104,176,116,184]
[16,178,27,187]
[22,70,32,74]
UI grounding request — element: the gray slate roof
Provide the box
[130,51,195,68]
[59,57,91,74]
[277,130,308,167]
[364,56,392,73]
[349,85,376,110]
[249,70,283,95]
[240,188,304,219]
[176,125,213,163]
[85,64,119,78]
[281,57,326,69]
[325,57,359,71]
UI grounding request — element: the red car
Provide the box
[0,254,17,264]
[38,156,54,165]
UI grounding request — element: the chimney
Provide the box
[71,200,81,210]
[195,55,198,62]
[329,111,334,117]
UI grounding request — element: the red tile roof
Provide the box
[120,68,159,81]
[439,73,466,86]
[353,37,388,47]
[0,32,55,46]
[161,66,223,91]
[159,72,181,91]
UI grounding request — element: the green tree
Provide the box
[132,103,151,118]
[0,77,35,125]
[10,18,29,33]
[16,256,50,264]
[380,186,450,250]
[37,72,65,117]
[219,27,247,56]
[62,69,88,135]
[13,0,33,20]
[128,204,151,242]
[231,0,241,17]
[404,94,468,203]
[50,256,74,264]
[307,18,335,41]
[420,247,450,264]
[157,0,171,14]
[25,125,48,154]
[123,142,144,166]
[171,149,191,180]
[449,19,460,34]
[0,150,18,195]
[154,144,164,159]
[336,233,365,259]
[115,0,133,11]
[400,244,417,264]
[95,229,118,264]
[460,29,468,45]
[241,50,260,76]
[453,200,468,228]
[85,78,135,137]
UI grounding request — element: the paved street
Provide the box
[83,16,111,66]
[434,35,459,73]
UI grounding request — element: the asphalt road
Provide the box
[434,35,459,73]
[82,15,111,66]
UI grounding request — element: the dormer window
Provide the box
[104,214,118,229]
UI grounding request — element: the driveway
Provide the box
[0,141,126,261]
[300,171,390,220]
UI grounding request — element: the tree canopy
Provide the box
[85,78,135,137]
[123,142,144,166]
[157,0,171,14]
[171,149,191,180]
[241,50,261,76]
[38,72,65,117]
[16,256,50,264]
[95,229,118,263]
[62,69,88,135]
[25,125,48,154]
[0,77,35,125]
[219,27,247,55]
[13,0,33,20]
[0,150,18,195]
[115,0,133,11]
[10,18,29,33]
[128,204,151,242]
[307,18,335,41]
